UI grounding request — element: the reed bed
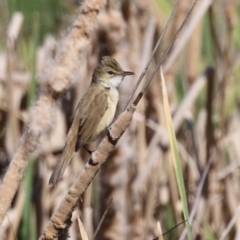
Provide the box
[0,0,240,239]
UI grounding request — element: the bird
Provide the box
[49,56,134,185]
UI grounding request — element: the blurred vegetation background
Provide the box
[1,0,240,239]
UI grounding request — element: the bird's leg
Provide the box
[83,145,95,155]
[83,146,99,166]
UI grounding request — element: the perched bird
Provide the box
[49,56,134,185]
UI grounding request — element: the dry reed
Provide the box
[0,0,240,239]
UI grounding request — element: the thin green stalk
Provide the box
[160,67,192,239]
[21,13,39,240]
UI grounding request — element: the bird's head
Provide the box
[92,56,134,88]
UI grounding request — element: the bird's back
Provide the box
[74,83,109,151]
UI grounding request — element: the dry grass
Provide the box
[0,0,240,239]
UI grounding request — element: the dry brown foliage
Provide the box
[1,0,240,240]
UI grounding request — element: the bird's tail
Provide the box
[49,143,74,186]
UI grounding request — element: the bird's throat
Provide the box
[100,75,123,89]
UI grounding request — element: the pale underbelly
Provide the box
[89,104,116,141]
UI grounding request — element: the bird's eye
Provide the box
[108,70,114,75]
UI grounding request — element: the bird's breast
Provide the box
[90,88,119,140]
[105,88,119,122]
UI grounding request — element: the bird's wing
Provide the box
[75,86,108,151]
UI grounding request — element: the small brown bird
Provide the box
[49,56,134,185]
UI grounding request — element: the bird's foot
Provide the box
[83,146,95,155]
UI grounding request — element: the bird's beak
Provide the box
[122,71,134,76]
